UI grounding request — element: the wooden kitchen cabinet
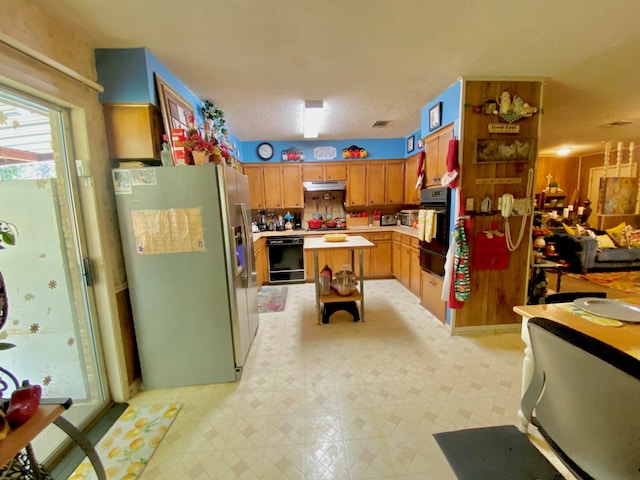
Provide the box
[421,270,446,324]
[424,123,454,186]
[346,162,367,206]
[301,163,346,181]
[400,235,411,289]
[263,165,284,208]
[385,161,405,205]
[369,231,392,278]
[366,163,386,205]
[281,164,304,208]
[254,237,267,287]
[410,237,421,296]
[103,103,164,160]
[392,232,402,278]
[404,153,421,205]
[244,165,266,209]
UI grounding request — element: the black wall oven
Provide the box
[419,186,451,277]
[267,236,305,283]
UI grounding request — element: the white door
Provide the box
[0,87,108,460]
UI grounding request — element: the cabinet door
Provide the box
[281,165,303,208]
[400,237,411,288]
[410,245,421,296]
[436,124,454,181]
[346,163,367,206]
[302,164,323,181]
[263,165,284,208]
[392,235,402,278]
[325,163,347,180]
[404,154,420,205]
[367,163,386,205]
[103,103,163,160]
[421,270,446,324]
[424,137,440,186]
[370,232,392,278]
[385,161,405,205]
[244,166,266,209]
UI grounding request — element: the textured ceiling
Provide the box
[28,0,640,155]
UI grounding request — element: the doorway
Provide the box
[0,87,108,460]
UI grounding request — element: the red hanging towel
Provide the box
[441,138,460,188]
[473,221,510,270]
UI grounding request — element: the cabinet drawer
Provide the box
[410,237,420,248]
[392,232,402,243]
[401,235,411,246]
[371,232,392,242]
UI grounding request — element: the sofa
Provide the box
[552,233,640,273]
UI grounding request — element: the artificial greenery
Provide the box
[200,99,227,136]
[0,221,16,250]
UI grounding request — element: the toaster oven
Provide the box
[380,215,397,226]
[397,213,414,227]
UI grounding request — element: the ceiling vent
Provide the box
[601,120,633,127]
[372,120,389,128]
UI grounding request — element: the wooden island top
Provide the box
[303,235,376,251]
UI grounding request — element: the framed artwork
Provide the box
[473,137,534,163]
[155,74,194,160]
[407,135,415,153]
[429,102,442,131]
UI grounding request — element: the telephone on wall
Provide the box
[498,194,531,217]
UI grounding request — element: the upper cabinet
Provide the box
[404,153,421,205]
[301,163,347,181]
[243,164,303,209]
[424,123,454,186]
[103,103,164,160]
[346,160,404,206]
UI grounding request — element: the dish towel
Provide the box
[418,209,426,241]
[452,216,470,303]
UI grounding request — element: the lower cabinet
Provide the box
[399,235,412,288]
[254,237,267,287]
[369,231,392,278]
[410,237,421,296]
[420,270,446,324]
[392,233,402,278]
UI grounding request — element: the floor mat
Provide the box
[433,425,563,480]
[68,403,182,480]
[567,270,640,295]
[258,285,288,313]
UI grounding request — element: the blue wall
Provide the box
[421,80,462,138]
[242,138,405,163]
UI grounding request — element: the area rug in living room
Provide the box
[567,270,640,295]
[68,403,182,480]
[258,285,288,313]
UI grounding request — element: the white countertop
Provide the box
[252,225,418,242]
[303,235,376,251]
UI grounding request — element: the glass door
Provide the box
[0,87,108,460]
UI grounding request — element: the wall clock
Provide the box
[257,142,274,161]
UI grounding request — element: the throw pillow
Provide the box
[606,222,628,247]
[626,227,640,248]
[597,234,617,249]
[562,223,577,235]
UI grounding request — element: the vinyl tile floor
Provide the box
[129,279,572,480]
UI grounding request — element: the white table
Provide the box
[513,297,640,432]
[303,235,375,324]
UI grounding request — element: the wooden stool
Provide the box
[322,301,360,324]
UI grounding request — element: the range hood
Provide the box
[303,180,346,192]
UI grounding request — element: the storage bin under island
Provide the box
[303,235,376,324]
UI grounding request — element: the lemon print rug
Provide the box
[68,403,182,480]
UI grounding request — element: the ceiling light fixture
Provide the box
[303,100,323,138]
[556,147,571,156]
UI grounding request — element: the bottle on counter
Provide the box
[320,264,332,296]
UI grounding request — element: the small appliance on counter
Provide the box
[397,210,417,227]
[380,215,397,226]
[293,212,302,230]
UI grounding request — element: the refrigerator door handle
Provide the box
[239,203,253,286]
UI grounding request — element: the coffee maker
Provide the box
[293,212,302,230]
[256,210,267,231]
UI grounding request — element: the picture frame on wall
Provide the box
[473,137,535,163]
[155,74,195,161]
[428,102,442,131]
[407,135,415,153]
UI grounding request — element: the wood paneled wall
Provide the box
[455,80,543,328]
[535,156,580,201]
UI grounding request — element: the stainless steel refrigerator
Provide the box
[113,164,259,388]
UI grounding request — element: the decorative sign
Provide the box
[313,146,337,160]
[488,123,520,134]
[475,177,522,185]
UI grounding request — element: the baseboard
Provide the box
[450,323,522,335]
